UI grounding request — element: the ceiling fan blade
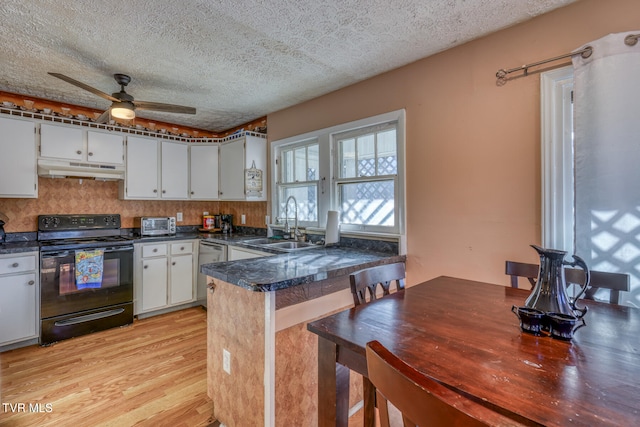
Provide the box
[94,110,110,124]
[48,72,119,102]
[134,100,196,114]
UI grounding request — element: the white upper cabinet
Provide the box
[40,123,83,161]
[121,135,160,199]
[161,141,189,199]
[219,138,245,200]
[189,144,219,200]
[0,116,37,198]
[219,134,267,201]
[87,130,124,164]
[40,124,124,165]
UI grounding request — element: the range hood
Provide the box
[37,158,125,180]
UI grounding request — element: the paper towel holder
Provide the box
[325,210,340,247]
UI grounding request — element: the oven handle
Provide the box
[41,245,134,258]
[53,308,126,327]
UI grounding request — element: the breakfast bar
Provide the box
[201,245,405,426]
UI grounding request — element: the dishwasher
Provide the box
[198,240,227,307]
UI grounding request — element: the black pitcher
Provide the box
[525,245,590,319]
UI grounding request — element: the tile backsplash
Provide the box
[0,178,267,232]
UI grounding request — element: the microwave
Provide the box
[135,217,176,236]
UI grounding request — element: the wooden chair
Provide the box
[505,260,538,289]
[365,340,529,427]
[564,268,630,305]
[349,262,406,426]
[505,260,630,304]
[349,262,406,306]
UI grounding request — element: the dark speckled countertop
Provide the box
[1,230,404,293]
[200,244,405,292]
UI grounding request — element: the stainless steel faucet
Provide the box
[284,195,301,241]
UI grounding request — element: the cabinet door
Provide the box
[190,144,219,200]
[125,136,159,199]
[0,273,37,344]
[244,135,267,201]
[219,139,245,200]
[169,254,193,305]
[161,141,189,199]
[40,123,84,160]
[87,131,124,164]
[141,257,167,311]
[0,116,37,198]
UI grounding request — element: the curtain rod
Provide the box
[496,46,592,84]
[496,33,640,85]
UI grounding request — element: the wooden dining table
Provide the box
[306,276,640,427]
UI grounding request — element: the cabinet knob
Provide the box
[153,189,158,193]
[144,265,148,269]
[11,262,19,268]
[153,248,158,253]
[88,152,94,157]
[28,280,35,286]
[172,261,176,266]
[191,191,194,195]
[162,190,166,194]
[76,150,82,155]
[180,246,185,251]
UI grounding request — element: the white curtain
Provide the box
[572,32,640,307]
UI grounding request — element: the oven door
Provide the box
[40,245,134,319]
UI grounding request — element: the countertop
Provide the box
[1,231,404,293]
[200,245,405,292]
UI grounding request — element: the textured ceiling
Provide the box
[0,0,576,132]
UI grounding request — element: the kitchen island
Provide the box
[201,245,405,427]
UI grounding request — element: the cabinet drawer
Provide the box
[171,242,193,255]
[142,244,167,258]
[0,255,37,275]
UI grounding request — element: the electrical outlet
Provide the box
[223,349,231,374]
[265,215,270,225]
[177,212,183,222]
[241,214,246,224]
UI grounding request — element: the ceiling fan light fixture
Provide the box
[111,101,135,119]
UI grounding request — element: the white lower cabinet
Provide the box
[0,252,39,350]
[135,240,197,316]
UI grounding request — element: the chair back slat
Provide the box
[565,269,630,305]
[505,261,538,289]
[350,262,406,306]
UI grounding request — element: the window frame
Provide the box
[333,121,400,233]
[541,66,574,253]
[271,109,406,236]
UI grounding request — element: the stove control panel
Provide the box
[38,214,121,231]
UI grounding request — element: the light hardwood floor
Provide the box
[0,307,216,427]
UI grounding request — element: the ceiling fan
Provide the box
[48,72,196,123]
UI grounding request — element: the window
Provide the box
[335,123,398,231]
[542,66,638,307]
[272,110,405,235]
[276,141,319,224]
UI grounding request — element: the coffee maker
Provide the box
[220,214,233,233]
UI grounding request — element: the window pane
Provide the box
[377,129,397,175]
[279,185,318,222]
[307,144,319,181]
[294,147,306,182]
[339,138,356,178]
[282,150,293,183]
[339,180,395,226]
[357,134,375,177]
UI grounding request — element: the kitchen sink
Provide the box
[243,238,277,246]
[266,241,317,251]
